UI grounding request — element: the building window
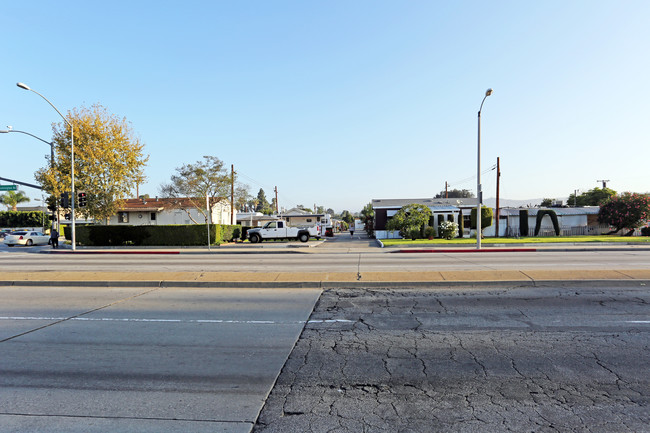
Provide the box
[464,214,472,229]
[118,212,129,223]
[150,213,156,221]
[306,218,312,222]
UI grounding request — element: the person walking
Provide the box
[349,222,354,237]
[50,227,59,249]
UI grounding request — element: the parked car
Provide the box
[3,231,50,247]
[247,220,321,243]
[0,229,12,240]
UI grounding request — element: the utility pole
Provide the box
[445,181,448,198]
[230,164,234,225]
[274,186,279,214]
[597,179,610,189]
[495,157,501,238]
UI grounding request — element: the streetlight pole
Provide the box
[0,128,57,229]
[0,128,54,167]
[17,82,76,251]
[476,88,493,250]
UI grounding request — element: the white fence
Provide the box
[504,225,641,237]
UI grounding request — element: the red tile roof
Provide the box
[118,197,226,212]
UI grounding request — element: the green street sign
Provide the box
[0,185,17,191]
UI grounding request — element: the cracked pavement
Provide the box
[254,285,650,432]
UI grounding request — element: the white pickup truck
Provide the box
[247,220,321,243]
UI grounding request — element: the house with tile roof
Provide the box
[108,197,235,226]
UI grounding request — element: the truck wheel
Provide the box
[299,233,309,243]
[249,233,260,244]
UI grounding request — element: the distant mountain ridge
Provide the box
[483,197,569,208]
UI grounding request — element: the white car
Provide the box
[4,231,50,247]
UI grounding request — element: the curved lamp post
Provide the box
[17,82,76,251]
[0,128,57,228]
[476,88,493,250]
[0,128,54,167]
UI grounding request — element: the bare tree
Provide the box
[159,156,232,223]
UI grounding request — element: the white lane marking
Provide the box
[0,316,354,324]
[626,321,650,324]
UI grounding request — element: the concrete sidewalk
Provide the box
[2,269,650,288]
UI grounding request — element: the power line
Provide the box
[236,170,297,209]
[447,164,497,188]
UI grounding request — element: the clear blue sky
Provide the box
[1,1,649,213]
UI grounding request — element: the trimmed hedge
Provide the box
[470,207,494,230]
[534,210,560,236]
[519,210,529,237]
[64,224,242,246]
[0,211,47,228]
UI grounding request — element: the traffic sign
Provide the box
[0,185,17,191]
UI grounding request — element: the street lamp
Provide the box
[476,88,493,250]
[0,127,57,228]
[0,128,55,170]
[17,82,76,251]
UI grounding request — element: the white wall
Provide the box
[109,201,236,226]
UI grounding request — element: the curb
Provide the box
[42,250,304,255]
[394,248,537,253]
[1,279,648,289]
[392,247,650,253]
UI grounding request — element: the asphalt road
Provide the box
[254,285,650,432]
[0,285,320,433]
[2,238,650,432]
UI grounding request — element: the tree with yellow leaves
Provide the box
[35,104,148,223]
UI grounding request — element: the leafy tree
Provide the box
[598,193,650,234]
[35,104,148,223]
[234,183,251,212]
[434,189,474,199]
[360,202,375,237]
[568,187,616,206]
[326,208,335,216]
[160,155,232,223]
[255,189,271,213]
[340,210,355,225]
[385,204,432,238]
[0,190,30,211]
[540,198,554,207]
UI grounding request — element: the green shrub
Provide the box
[424,226,436,239]
[439,221,459,240]
[408,227,421,240]
[641,226,650,236]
